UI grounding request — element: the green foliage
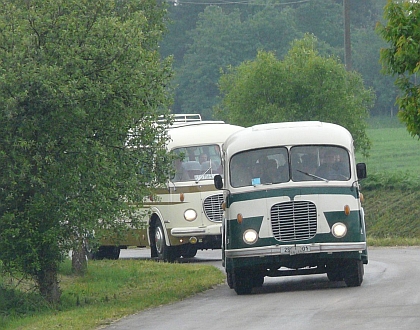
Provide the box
[294,0,343,48]
[163,0,394,119]
[361,171,420,191]
[352,27,399,117]
[377,0,420,137]
[174,7,251,119]
[0,286,51,321]
[171,4,302,118]
[216,34,374,155]
[0,0,173,303]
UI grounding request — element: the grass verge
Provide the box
[1,259,225,330]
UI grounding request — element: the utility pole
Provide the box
[343,0,351,71]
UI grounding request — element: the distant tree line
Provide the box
[160,0,398,119]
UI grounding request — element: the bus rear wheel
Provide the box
[92,246,120,260]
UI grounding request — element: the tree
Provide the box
[174,6,251,119]
[295,0,343,49]
[377,0,420,137]
[352,27,399,117]
[173,5,301,118]
[0,0,173,303]
[216,34,374,155]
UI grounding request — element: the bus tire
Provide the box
[344,259,364,287]
[92,246,120,260]
[226,271,234,289]
[233,270,253,295]
[181,244,197,258]
[154,223,178,262]
[327,270,343,282]
[252,274,264,288]
[326,263,344,282]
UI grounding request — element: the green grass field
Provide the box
[355,116,420,244]
[356,117,420,174]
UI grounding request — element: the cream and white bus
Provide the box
[214,121,368,294]
[97,114,243,261]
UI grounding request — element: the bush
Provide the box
[361,171,420,191]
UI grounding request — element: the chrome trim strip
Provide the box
[171,228,206,236]
[225,242,367,258]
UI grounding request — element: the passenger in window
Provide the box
[316,150,349,180]
[185,161,202,179]
[261,158,281,183]
[199,153,208,164]
[251,160,262,178]
[295,154,318,181]
[231,161,250,187]
[331,151,349,179]
[173,159,190,181]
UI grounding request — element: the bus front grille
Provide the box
[270,201,317,242]
[203,194,224,222]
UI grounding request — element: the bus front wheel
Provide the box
[180,244,197,258]
[344,259,364,287]
[154,223,179,262]
[232,270,253,295]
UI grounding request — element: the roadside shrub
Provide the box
[361,171,420,191]
[0,284,51,321]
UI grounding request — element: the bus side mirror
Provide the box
[214,174,223,190]
[356,163,367,180]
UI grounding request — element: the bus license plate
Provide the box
[281,245,311,255]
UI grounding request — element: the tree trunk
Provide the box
[37,266,61,304]
[72,240,88,276]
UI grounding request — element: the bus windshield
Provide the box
[230,147,289,187]
[229,145,351,187]
[172,144,222,182]
[291,146,350,182]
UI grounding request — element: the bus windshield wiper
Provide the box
[296,169,329,182]
[195,164,212,183]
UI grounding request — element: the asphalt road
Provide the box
[103,247,420,330]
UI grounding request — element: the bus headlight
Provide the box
[243,229,258,245]
[332,222,347,238]
[184,209,197,221]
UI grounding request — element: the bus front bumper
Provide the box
[225,242,367,259]
[170,224,222,237]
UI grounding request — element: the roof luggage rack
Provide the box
[173,114,202,122]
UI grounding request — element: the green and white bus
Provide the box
[98,114,243,261]
[214,121,368,294]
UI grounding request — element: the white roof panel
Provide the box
[224,121,354,156]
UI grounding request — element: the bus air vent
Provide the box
[203,194,224,222]
[270,201,317,242]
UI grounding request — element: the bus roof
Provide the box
[224,121,354,155]
[167,122,243,150]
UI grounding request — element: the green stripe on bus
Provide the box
[227,186,358,206]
